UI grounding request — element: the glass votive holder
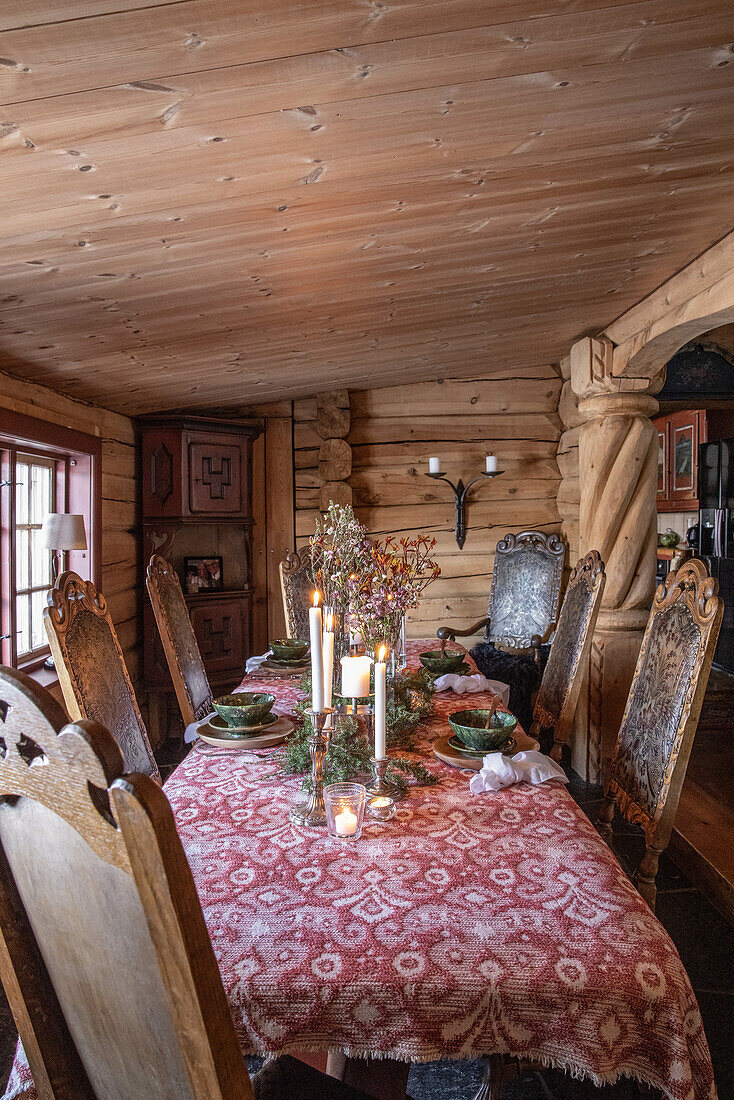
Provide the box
[324,782,367,840]
[367,795,396,822]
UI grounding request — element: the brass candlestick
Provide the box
[365,756,404,802]
[290,708,334,827]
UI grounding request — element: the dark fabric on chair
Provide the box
[470,643,546,732]
[252,1055,374,1100]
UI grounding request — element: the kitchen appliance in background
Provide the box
[698,438,734,671]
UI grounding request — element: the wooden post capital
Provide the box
[570,335,665,404]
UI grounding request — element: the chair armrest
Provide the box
[437,618,490,642]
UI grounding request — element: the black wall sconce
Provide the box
[425,455,503,549]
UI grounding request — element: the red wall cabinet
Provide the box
[654,410,707,512]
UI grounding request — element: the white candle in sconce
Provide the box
[322,609,334,719]
[374,645,387,760]
[485,454,497,473]
[340,654,371,700]
[334,805,359,837]
[428,457,440,474]
[309,592,324,712]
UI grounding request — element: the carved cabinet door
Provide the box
[187,433,246,515]
[141,430,183,517]
[188,594,252,678]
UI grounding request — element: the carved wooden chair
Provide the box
[0,666,372,1100]
[279,545,314,641]
[598,559,722,911]
[529,551,606,760]
[437,531,565,661]
[146,554,213,728]
[44,571,160,781]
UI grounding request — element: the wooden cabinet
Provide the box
[140,416,262,694]
[654,410,707,512]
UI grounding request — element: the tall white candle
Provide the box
[309,593,324,712]
[340,655,371,699]
[485,453,497,473]
[429,456,440,474]
[322,609,334,712]
[374,645,387,760]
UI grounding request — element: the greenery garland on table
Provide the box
[269,668,439,791]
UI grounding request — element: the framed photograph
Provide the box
[184,556,223,594]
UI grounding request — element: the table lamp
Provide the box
[41,513,87,582]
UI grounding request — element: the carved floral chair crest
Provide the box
[279,545,315,641]
[530,550,606,759]
[146,554,213,728]
[598,558,723,911]
[43,571,160,781]
[438,531,565,661]
[0,667,370,1100]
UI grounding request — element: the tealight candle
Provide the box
[334,805,358,837]
[485,453,497,473]
[374,645,387,760]
[429,456,440,474]
[340,654,371,700]
[309,593,324,712]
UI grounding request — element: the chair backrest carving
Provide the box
[0,666,254,1100]
[146,555,213,727]
[487,531,565,650]
[44,572,159,781]
[279,545,314,641]
[608,559,722,848]
[532,550,606,757]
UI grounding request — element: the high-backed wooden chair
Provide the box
[44,571,159,781]
[598,559,723,911]
[529,550,606,760]
[146,554,213,728]
[0,667,372,1100]
[279,546,314,641]
[437,531,565,662]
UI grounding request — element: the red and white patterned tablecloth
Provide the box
[4,642,716,1100]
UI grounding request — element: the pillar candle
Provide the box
[322,609,334,712]
[340,655,371,699]
[485,453,497,473]
[309,593,324,712]
[374,645,387,760]
[429,456,440,474]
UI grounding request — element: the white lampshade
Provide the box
[41,513,87,551]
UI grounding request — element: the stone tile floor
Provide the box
[0,755,730,1099]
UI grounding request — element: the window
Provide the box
[15,454,57,661]
[0,410,101,672]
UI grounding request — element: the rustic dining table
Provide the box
[3,641,717,1100]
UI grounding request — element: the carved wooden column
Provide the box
[571,337,664,781]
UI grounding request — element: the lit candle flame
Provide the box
[378,645,387,662]
[312,591,320,608]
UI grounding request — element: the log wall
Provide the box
[0,368,141,699]
[293,368,563,640]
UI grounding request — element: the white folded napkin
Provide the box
[245,650,271,674]
[469,750,568,794]
[184,712,217,744]
[433,673,510,706]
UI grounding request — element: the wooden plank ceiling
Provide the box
[0,0,733,414]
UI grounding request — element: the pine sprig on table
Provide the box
[267,669,439,790]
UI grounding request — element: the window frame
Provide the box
[0,410,102,673]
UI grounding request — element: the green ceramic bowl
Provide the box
[213,692,275,728]
[448,708,518,752]
[270,638,309,662]
[419,650,466,675]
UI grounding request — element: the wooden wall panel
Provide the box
[0,367,141,702]
[293,371,563,641]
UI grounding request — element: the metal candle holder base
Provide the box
[365,756,404,802]
[290,708,334,827]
